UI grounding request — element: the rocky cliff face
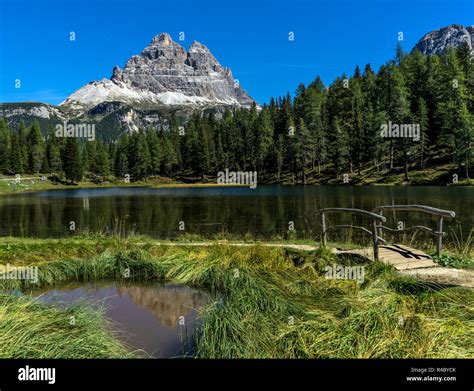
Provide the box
[413,24,474,55]
[61,33,255,111]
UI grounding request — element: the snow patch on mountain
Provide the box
[61,78,240,108]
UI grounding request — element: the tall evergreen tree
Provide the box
[0,118,10,174]
[295,118,313,183]
[26,122,45,174]
[63,137,83,183]
[9,133,22,174]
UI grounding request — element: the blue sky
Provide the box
[0,0,472,105]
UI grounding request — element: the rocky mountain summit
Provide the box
[61,33,255,111]
[413,24,474,55]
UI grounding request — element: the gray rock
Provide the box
[63,32,256,109]
[413,24,474,56]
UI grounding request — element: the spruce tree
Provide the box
[295,118,313,183]
[18,121,28,172]
[114,133,129,178]
[26,122,45,174]
[147,129,162,176]
[256,107,273,176]
[9,133,22,174]
[0,118,10,174]
[63,137,83,183]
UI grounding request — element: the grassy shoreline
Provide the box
[0,235,472,358]
[0,177,256,195]
[0,234,471,268]
[0,168,473,195]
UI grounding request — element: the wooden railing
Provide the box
[372,205,456,257]
[315,208,387,260]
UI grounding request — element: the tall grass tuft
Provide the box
[0,294,135,358]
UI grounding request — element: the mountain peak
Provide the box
[189,40,210,53]
[61,33,256,110]
[413,24,474,55]
[151,32,174,46]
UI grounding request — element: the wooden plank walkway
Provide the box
[334,244,474,288]
[378,245,438,270]
[403,267,474,288]
[335,244,437,270]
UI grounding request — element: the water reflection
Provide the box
[33,281,210,358]
[117,284,208,329]
[0,185,471,240]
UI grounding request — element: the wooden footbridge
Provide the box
[316,205,474,288]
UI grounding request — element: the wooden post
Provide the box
[372,220,379,261]
[436,216,443,257]
[377,211,384,242]
[321,212,327,246]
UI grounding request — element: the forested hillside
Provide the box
[0,44,472,184]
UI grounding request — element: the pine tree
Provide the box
[276,134,284,181]
[147,129,162,176]
[63,137,83,183]
[108,143,116,176]
[49,143,62,179]
[349,68,365,174]
[0,118,10,174]
[169,118,183,172]
[95,142,111,177]
[453,104,473,178]
[325,76,352,177]
[114,133,129,178]
[85,141,98,174]
[361,64,380,168]
[392,64,411,181]
[196,121,211,178]
[129,132,151,180]
[18,121,28,172]
[256,107,273,177]
[295,118,313,183]
[300,76,326,174]
[160,136,178,178]
[425,54,444,144]
[327,115,350,177]
[415,97,429,169]
[183,116,201,176]
[9,133,22,174]
[26,122,45,174]
[214,131,225,172]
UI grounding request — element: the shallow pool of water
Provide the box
[32,281,210,358]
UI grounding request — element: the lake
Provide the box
[0,185,472,242]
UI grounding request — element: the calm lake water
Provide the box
[33,281,209,358]
[0,185,472,240]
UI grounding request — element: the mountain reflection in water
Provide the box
[116,283,209,328]
[34,281,210,358]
